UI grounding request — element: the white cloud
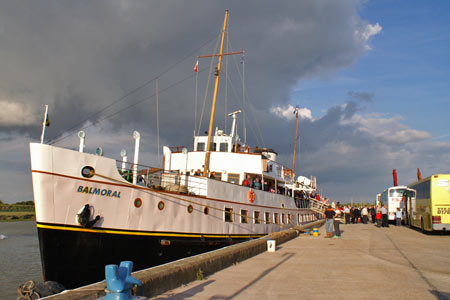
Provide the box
[270,104,314,121]
[0,100,39,126]
[354,22,382,50]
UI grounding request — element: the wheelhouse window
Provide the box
[228,173,240,184]
[225,207,233,222]
[219,142,228,152]
[197,142,205,151]
[241,209,248,223]
[254,211,261,224]
[265,212,271,224]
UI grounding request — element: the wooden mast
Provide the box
[292,107,299,179]
[203,10,229,177]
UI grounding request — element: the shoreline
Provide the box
[0,213,35,222]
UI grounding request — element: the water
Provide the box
[0,221,42,300]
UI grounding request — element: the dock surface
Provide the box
[149,223,450,300]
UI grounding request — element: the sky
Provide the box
[1,0,450,204]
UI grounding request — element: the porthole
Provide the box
[203,207,209,215]
[158,201,165,210]
[81,166,95,178]
[187,205,194,214]
[134,198,142,208]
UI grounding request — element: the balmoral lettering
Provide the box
[76,185,121,198]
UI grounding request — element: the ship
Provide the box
[30,11,325,288]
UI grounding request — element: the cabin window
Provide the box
[265,212,271,224]
[241,209,249,223]
[281,213,286,224]
[288,214,292,224]
[225,207,233,222]
[254,211,261,224]
[274,213,279,224]
[297,214,301,224]
[214,172,222,181]
[227,173,240,184]
[197,142,205,151]
[219,142,228,152]
[210,142,217,151]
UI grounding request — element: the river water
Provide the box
[0,221,42,300]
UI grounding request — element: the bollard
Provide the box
[312,227,319,237]
[96,261,147,300]
[267,239,276,252]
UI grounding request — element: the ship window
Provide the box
[204,207,209,215]
[197,142,205,151]
[81,166,95,178]
[274,213,279,224]
[281,213,286,224]
[225,207,233,222]
[254,211,261,224]
[241,209,248,223]
[214,172,222,181]
[210,142,217,151]
[265,212,271,224]
[288,214,292,224]
[219,142,228,152]
[227,173,240,184]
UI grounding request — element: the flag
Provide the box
[194,60,198,73]
[45,114,50,126]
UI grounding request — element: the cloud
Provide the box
[270,104,314,121]
[348,91,374,102]
[354,22,382,50]
[0,100,39,127]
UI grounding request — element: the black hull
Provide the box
[37,223,254,288]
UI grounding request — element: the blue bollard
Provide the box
[96,261,147,300]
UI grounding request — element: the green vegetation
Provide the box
[0,201,35,222]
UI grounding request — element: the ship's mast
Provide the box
[203,11,229,177]
[292,106,299,179]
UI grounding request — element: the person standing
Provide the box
[361,206,369,224]
[370,206,376,224]
[333,207,342,238]
[381,204,389,227]
[323,206,336,238]
[395,207,402,226]
[376,207,382,227]
[344,205,351,224]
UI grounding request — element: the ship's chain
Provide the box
[17,280,40,300]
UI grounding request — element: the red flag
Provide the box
[194,60,198,73]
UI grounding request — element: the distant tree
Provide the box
[15,201,35,206]
[0,200,3,205]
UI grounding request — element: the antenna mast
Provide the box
[292,106,299,179]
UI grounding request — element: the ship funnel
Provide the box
[392,169,398,187]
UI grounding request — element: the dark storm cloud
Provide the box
[0,0,375,140]
[348,91,374,102]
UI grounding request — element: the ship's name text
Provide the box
[77,186,121,198]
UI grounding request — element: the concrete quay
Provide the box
[149,223,450,300]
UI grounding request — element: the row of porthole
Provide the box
[134,198,210,215]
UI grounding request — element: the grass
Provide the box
[0,211,35,222]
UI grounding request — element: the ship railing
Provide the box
[115,161,208,196]
[308,198,328,214]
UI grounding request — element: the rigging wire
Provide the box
[196,33,221,136]
[50,67,209,143]
[48,33,221,145]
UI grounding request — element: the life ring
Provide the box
[248,189,255,203]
